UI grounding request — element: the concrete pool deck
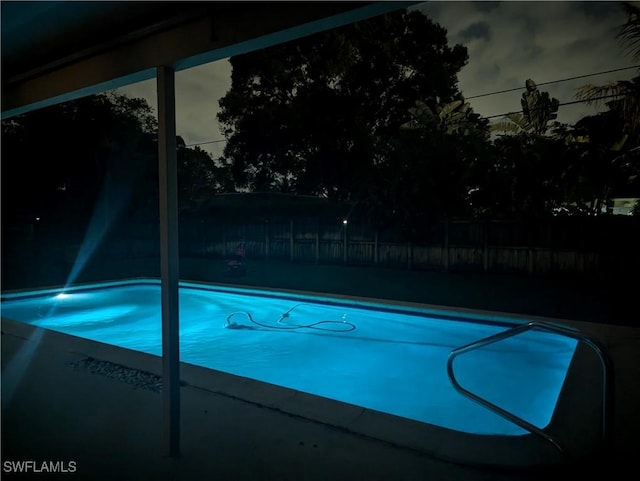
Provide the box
[2,259,640,479]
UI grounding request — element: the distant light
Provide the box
[35,217,40,222]
[342,219,348,225]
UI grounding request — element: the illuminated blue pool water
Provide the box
[1,279,578,436]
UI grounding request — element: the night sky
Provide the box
[115,1,638,161]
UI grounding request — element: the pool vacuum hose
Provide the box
[225,304,356,332]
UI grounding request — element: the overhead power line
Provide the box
[185,138,226,147]
[466,66,638,100]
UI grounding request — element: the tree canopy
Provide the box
[1,92,223,232]
[217,9,479,207]
[571,1,640,214]
[2,94,157,227]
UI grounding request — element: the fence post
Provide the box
[443,217,449,272]
[548,221,554,274]
[483,219,489,273]
[315,218,320,264]
[578,218,585,274]
[407,240,412,270]
[290,218,295,263]
[374,229,379,265]
[527,220,534,275]
[222,225,227,258]
[264,218,270,260]
[343,221,348,264]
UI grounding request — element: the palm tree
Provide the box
[575,2,640,144]
[573,3,640,215]
[489,112,534,135]
[575,77,640,146]
[401,98,487,136]
[491,79,559,136]
[619,2,640,63]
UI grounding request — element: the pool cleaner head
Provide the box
[224,313,239,329]
[224,312,255,329]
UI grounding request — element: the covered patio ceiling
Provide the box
[2,1,416,119]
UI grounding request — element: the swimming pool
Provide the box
[0,279,578,437]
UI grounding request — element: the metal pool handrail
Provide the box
[447,320,613,460]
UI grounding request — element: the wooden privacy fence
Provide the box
[104,216,640,276]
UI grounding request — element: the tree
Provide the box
[573,2,640,213]
[1,93,161,234]
[558,111,637,215]
[521,79,559,134]
[575,76,640,147]
[574,2,640,144]
[491,79,559,136]
[383,96,489,231]
[217,9,472,208]
[177,137,234,208]
[402,98,487,137]
[490,111,534,136]
[2,91,230,230]
[467,134,570,218]
[480,78,567,218]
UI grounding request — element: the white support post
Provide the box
[157,65,180,458]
